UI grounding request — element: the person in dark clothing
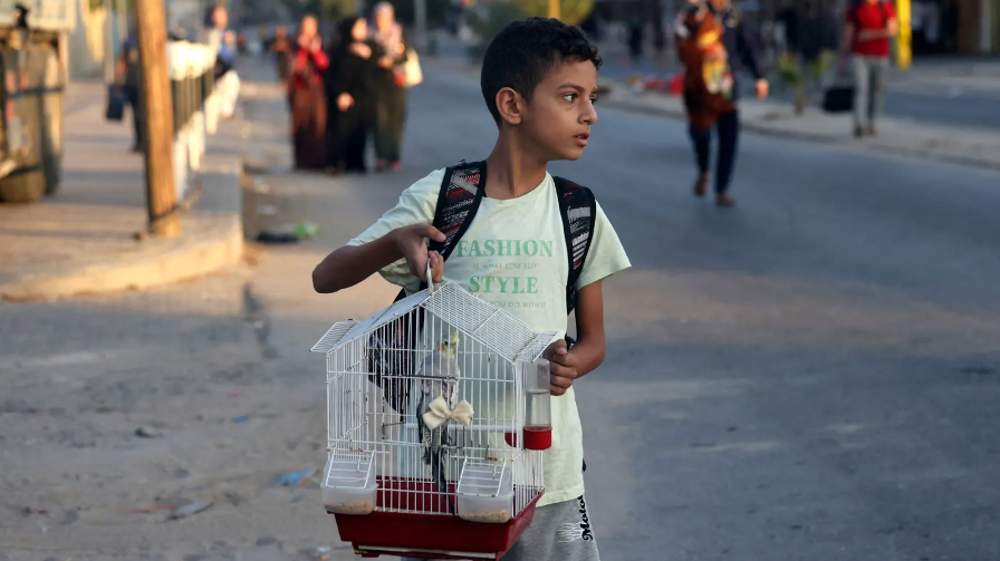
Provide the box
[325,16,375,175]
[370,2,409,172]
[271,25,292,86]
[115,31,143,152]
[674,0,768,207]
[288,15,330,171]
[628,18,644,61]
[776,0,799,55]
[799,1,828,95]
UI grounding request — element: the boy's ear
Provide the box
[495,87,524,126]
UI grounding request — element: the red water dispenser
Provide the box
[524,358,552,450]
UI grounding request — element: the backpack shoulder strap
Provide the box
[429,159,487,259]
[393,160,486,302]
[553,176,597,316]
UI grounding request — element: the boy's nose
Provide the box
[582,101,598,125]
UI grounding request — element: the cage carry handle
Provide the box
[425,257,436,295]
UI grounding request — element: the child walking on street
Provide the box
[312,17,630,560]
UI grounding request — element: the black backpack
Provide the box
[367,159,597,413]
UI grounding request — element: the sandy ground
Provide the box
[5,53,1000,561]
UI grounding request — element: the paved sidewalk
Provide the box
[424,51,1000,170]
[0,82,245,301]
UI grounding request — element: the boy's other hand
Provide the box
[394,224,446,283]
[545,339,579,396]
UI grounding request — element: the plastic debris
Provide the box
[300,546,333,561]
[134,426,164,438]
[275,468,316,487]
[625,72,684,96]
[232,416,249,424]
[293,221,320,239]
[255,221,320,245]
[166,500,213,520]
[120,504,178,515]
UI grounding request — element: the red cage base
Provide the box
[328,477,542,559]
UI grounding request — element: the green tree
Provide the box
[317,0,359,19]
[466,2,526,60]
[89,0,133,12]
[383,0,453,27]
[509,0,594,25]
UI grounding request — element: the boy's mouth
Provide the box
[574,132,590,147]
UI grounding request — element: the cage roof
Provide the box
[311,281,557,363]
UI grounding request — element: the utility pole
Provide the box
[895,0,912,69]
[548,0,560,20]
[135,0,180,237]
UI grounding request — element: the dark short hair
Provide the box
[481,17,602,124]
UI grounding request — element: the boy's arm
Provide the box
[312,224,445,294]
[312,229,401,294]
[546,199,630,395]
[547,282,606,396]
[312,169,445,294]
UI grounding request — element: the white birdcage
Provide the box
[311,265,557,560]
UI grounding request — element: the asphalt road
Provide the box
[335,60,1000,561]
[3,57,999,561]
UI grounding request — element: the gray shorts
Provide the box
[400,495,600,561]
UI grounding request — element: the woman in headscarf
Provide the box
[288,14,330,171]
[675,0,767,207]
[369,2,409,172]
[325,15,375,175]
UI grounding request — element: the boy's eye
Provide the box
[562,93,577,102]
[590,96,599,104]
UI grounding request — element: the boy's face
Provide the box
[506,59,599,162]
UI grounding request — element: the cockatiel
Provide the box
[415,331,463,513]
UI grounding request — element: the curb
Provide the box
[601,92,840,145]
[0,161,245,302]
[601,84,1000,172]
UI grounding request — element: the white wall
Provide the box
[67,0,106,80]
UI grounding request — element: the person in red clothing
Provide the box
[841,0,897,137]
[288,15,331,170]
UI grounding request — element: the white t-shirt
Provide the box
[348,168,631,506]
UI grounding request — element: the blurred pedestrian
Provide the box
[289,15,330,171]
[114,25,143,153]
[326,15,375,175]
[627,18,644,62]
[205,6,241,120]
[840,0,897,137]
[271,25,292,85]
[675,0,768,207]
[370,2,409,172]
[776,0,799,57]
[799,1,829,96]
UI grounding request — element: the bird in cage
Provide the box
[415,331,474,512]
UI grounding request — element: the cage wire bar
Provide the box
[312,280,555,526]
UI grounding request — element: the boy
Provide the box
[312,17,630,561]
